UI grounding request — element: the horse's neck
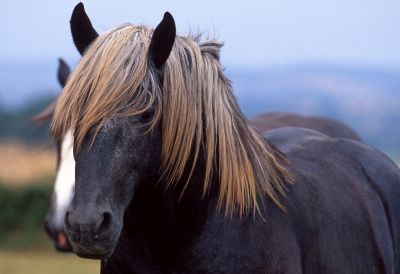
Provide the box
[101,191,164,274]
[112,163,218,271]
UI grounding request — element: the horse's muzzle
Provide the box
[64,206,118,259]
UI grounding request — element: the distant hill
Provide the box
[0,59,62,109]
[0,59,62,144]
[0,60,399,160]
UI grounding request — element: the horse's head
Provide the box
[41,7,100,250]
[32,58,75,251]
[67,115,162,259]
[56,3,174,259]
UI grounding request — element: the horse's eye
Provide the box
[139,109,155,123]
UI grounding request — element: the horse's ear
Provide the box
[70,3,99,55]
[57,58,71,88]
[149,12,176,70]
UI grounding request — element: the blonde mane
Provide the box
[51,24,291,216]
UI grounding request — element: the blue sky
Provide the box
[1,0,399,68]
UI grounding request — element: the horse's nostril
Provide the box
[103,212,112,229]
[95,211,112,232]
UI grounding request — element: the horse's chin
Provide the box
[75,250,110,260]
[55,242,73,252]
[68,229,120,260]
[71,242,116,260]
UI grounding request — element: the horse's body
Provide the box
[251,112,362,141]
[99,127,400,274]
[49,4,400,273]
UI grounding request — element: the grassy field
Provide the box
[0,251,99,274]
[0,223,99,274]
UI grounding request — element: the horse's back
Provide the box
[263,127,400,274]
[251,112,362,141]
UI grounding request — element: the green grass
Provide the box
[0,250,99,274]
[0,181,99,273]
[0,228,99,274]
[0,228,50,251]
[0,182,54,251]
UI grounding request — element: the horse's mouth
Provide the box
[45,223,73,252]
[55,232,73,252]
[68,232,117,260]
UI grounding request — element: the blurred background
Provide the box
[0,1,399,273]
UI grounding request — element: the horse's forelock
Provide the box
[51,25,159,149]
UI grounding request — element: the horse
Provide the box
[41,74,362,255]
[40,61,361,254]
[51,3,400,273]
[250,112,362,141]
[32,58,74,252]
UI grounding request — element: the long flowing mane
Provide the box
[51,24,291,216]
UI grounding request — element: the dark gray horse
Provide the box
[39,57,362,254]
[51,4,400,273]
[39,6,360,264]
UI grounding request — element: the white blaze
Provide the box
[54,130,75,226]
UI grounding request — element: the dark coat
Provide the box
[101,127,400,274]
